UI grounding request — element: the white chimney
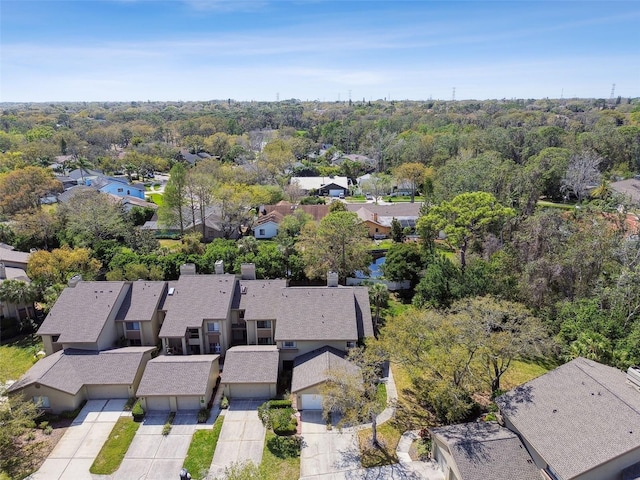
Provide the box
[214,260,224,275]
[327,271,339,287]
[67,274,82,287]
[241,263,257,280]
[180,263,197,276]
[0,263,5,280]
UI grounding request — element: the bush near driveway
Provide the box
[90,417,139,474]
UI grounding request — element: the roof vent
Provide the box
[327,271,339,287]
[168,287,175,296]
[241,263,257,280]
[68,274,82,287]
[241,285,247,294]
[214,260,224,275]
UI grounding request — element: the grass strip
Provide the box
[183,415,224,480]
[90,417,139,474]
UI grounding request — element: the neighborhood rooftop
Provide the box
[37,281,127,343]
[116,281,167,322]
[235,279,287,320]
[136,355,219,397]
[222,346,280,384]
[496,357,640,480]
[291,346,360,393]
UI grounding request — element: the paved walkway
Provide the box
[29,399,128,480]
[208,400,266,479]
[112,410,198,480]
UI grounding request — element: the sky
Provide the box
[1,0,638,102]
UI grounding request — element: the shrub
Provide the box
[220,396,229,409]
[267,399,292,409]
[266,434,302,458]
[258,401,297,435]
[162,412,175,436]
[132,400,145,422]
[38,421,49,430]
[197,408,210,423]
[44,425,53,435]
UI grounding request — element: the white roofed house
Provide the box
[290,176,350,197]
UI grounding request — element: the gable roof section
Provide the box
[496,357,640,480]
[136,355,219,396]
[222,346,279,384]
[430,422,541,480]
[0,266,30,283]
[291,176,349,191]
[263,203,330,222]
[346,203,422,217]
[116,281,166,322]
[291,346,361,393]
[353,286,374,338]
[37,281,127,343]
[254,211,285,228]
[0,245,30,268]
[274,287,359,341]
[7,347,154,395]
[237,280,287,320]
[160,274,236,337]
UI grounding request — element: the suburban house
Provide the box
[430,422,541,480]
[0,245,35,322]
[176,149,212,165]
[291,345,361,410]
[611,178,640,205]
[6,347,155,414]
[87,175,146,200]
[252,202,330,239]
[345,203,421,238]
[290,176,350,197]
[432,357,640,480]
[9,262,374,413]
[221,345,280,399]
[136,355,220,411]
[141,205,241,241]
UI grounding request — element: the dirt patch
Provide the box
[13,418,73,479]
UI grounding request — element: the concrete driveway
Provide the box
[209,400,266,478]
[112,410,198,480]
[299,411,360,477]
[30,398,128,480]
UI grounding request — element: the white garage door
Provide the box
[229,383,271,399]
[86,385,129,399]
[300,394,323,410]
[177,396,201,410]
[146,396,171,411]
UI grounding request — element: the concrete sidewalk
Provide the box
[29,399,128,480]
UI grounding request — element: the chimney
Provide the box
[241,263,257,280]
[214,260,224,275]
[0,263,5,280]
[179,263,197,276]
[67,274,82,287]
[373,212,378,222]
[327,271,339,287]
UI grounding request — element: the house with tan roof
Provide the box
[345,203,422,238]
[136,355,220,411]
[0,245,35,323]
[6,347,155,414]
[221,345,280,399]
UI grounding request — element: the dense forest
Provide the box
[2,96,640,423]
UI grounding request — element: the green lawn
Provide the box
[0,337,41,382]
[260,431,300,480]
[536,200,575,210]
[159,239,182,250]
[146,193,164,206]
[501,359,555,390]
[183,416,224,480]
[376,382,387,411]
[90,417,140,474]
[357,422,401,468]
[382,196,426,203]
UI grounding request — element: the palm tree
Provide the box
[367,282,389,335]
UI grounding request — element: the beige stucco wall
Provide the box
[431,436,460,480]
[278,340,349,365]
[13,385,83,414]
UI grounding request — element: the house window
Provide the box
[209,343,221,353]
[283,341,297,349]
[117,187,123,193]
[207,322,220,332]
[126,322,140,331]
[347,341,356,349]
[258,337,273,345]
[257,320,271,329]
[259,228,265,236]
[52,335,60,343]
[188,328,199,339]
[33,396,50,408]
[129,338,142,346]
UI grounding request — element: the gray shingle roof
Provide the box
[291,346,360,393]
[430,422,541,480]
[160,274,236,337]
[353,286,374,338]
[136,355,219,396]
[116,281,166,322]
[238,280,287,320]
[274,287,359,341]
[0,246,30,268]
[496,357,640,480]
[345,203,422,217]
[37,281,127,343]
[7,347,154,395]
[222,346,279,384]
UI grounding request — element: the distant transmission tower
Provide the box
[276,92,280,102]
[452,87,456,102]
[610,83,616,100]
